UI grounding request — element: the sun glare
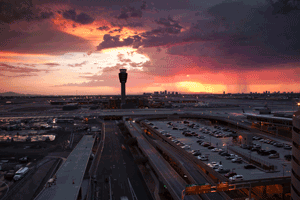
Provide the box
[177,81,207,93]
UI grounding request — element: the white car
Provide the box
[197,156,208,161]
[229,175,244,181]
[211,148,219,152]
[212,164,223,169]
[269,153,279,159]
[232,157,243,163]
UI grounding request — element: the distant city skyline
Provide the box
[1,0,300,95]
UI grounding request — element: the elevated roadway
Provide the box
[134,122,230,200]
[35,135,95,200]
[125,121,202,200]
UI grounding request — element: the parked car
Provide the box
[212,164,223,169]
[258,150,270,156]
[221,152,231,157]
[275,143,283,147]
[232,157,243,163]
[215,168,230,173]
[225,154,237,160]
[229,175,244,181]
[198,156,208,161]
[193,152,202,156]
[244,164,256,169]
[224,172,237,178]
[211,148,220,152]
[218,150,225,155]
[207,146,216,149]
[251,147,260,151]
[284,145,292,150]
[202,143,210,147]
[269,153,279,159]
[268,150,277,154]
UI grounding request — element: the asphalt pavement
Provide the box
[95,121,152,200]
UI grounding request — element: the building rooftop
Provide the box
[35,135,95,200]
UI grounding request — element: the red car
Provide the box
[224,172,237,178]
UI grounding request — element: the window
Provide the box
[292,184,300,198]
[293,142,300,150]
[293,155,300,166]
[292,169,300,183]
[293,126,300,134]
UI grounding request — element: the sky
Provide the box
[0,0,300,95]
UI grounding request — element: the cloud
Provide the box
[0,1,54,23]
[97,26,110,31]
[55,80,109,87]
[0,63,51,76]
[62,9,94,25]
[97,34,142,50]
[117,54,132,63]
[44,62,60,66]
[117,2,147,20]
[67,61,88,67]
[0,28,94,55]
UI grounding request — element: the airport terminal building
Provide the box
[292,110,300,200]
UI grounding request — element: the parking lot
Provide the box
[148,119,292,181]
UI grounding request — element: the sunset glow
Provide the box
[1,0,300,95]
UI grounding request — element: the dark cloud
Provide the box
[67,61,88,67]
[113,28,123,33]
[38,12,54,20]
[44,63,60,66]
[117,2,146,20]
[0,28,93,55]
[125,22,143,27]
[0,63,51,76]
[62,9,94,25]
[97,26,110,31]
[97,34,142,50]
[0,1,54,23]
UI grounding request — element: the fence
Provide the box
[86,121,105,200]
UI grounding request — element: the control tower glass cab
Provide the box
[119,69,127,108]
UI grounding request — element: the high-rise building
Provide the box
[292,110,300,199]
[165,90,167,94]
[119,69,127,108]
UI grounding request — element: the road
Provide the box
[128,121,201,200]
[94,121,152,200]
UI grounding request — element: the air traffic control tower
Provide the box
[119,69,127,108]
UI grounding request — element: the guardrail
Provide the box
[125,121,184,200]
[86,121,105,200]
